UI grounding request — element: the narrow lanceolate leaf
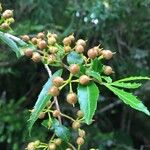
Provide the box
[104,84,150,116]
[77,82,99,124]
[101,76,112,83]
[67,51,84,65]
[28,69,63,133]
[114,76,150,83]
[51,119,70,142]
[110,82,142,89]
[0,31,22,57]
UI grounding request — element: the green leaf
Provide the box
[67,51,84,65]
[104,84,150,116]
[77,82,99,124]
[41,119,52,129]
[110,82,142,89]
[86,70,101,82]
[28,69,63,133]
[0,31,22,57]
[114,76,150,83]
[51,119,70,142]
[101,76,112,83]
[91,58,103,72]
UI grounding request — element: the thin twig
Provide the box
[44,64,52,77]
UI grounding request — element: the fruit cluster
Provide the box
[0,4,14,30]
[23,32,114,150]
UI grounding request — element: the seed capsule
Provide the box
[76,137,84,145]
[49,86,60,96]
[53,110,61,117]
[38,40,47,50]
[79,130,86,137]
[48,143,56,150]
[72,121,81,129]
[77,110,84,118]
[38,112,45,119]
[48,37,56,45]
[87,48,98,59]
[2,10,13,19]
[69,64,80,74]
[37,32,45,39]
[64,46,71,52]
[31,37,38,45]
[24,48,33,57]
[48,54,56,64]
[76,39,86,47]
[54,138,62,145]
[69,34,75,41]
[52,77,64,87]
[79,75,90,85]
[103,66,113,75]
[101,50,113,60]
[21,35,30,42]
[1,23,9,29]
[66,92,77,105]
[32,52,41,63]
[63,37,71,46]
[75,45,84,53]
[27,142,35,150]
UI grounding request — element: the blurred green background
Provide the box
[0,0,150,150]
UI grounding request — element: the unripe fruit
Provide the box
[69,35,75,41]
[75,45,84,53]
[87,49,98,59]
[38,112,45,119]
[48,143,56,150]
[48,37,56,45]
[102,50,113,60]
[37,32,45,39]
[63,37,71,46]
[52,77,64,87]
[76,39,86,47]
[72,121,81,129]
[49,46,58,54]
[49,86,60,96]
[76,137,84,145]
[34,140,40,147]
[53,110,61,117]
[2,10,13,19]
[79,75,90,85]
[64,46,71,52]
[48,54,56,64]
[103,66,113,75]
[27,142,35,150]
[77,110,84,118]
[7,17,15,23]
[32,52,41,63]
[66,148,72,150]
[21,35,30,42]
[1,23,9,29]
[69,64,80,75]
[79,130,86,137]
[24,48,33,57]
[38,40,47,50]
[51,33,57,39]
[31,37,37,45]
[66,92,77,105]
[54,138,62,145]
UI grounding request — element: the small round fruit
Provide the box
[103,66,113,75]
[32,52,41,63]
[77,110,84,118]
[48,37,56,45]
[66,92,77,105]
[1,23,9,29]
[48,143,56,150]
[21,35,30,42]
[51,33,57,38]
[76,137,84,145]
[48,54,56,64]
[64,46,71,52]
[38,40,47,50]
[53,110,61,117]
[76,39,86,47]
[49,46,58,54]
[79,75,90,85]
[69,64,80,74]
[63,37,71,46]
[2,10,13,19]
[37,32,45,39]
[38,112,45,119]
[52,77,64,87]
[34,140,40,147]
[54,138,62,145]
[49,86,60,96]
[72,121,81,130]
[79,130,86,137]
[69,35,75,41]
[24,48,33,57]
[31,37,37,45]
[102,50,113,60]
[7,17,15,23]
[75,45,84,53]
[27,142,35,150]
[87,48,98,59]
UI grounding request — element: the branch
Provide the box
[44,64,52,77]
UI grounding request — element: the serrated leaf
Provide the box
[0,31,22,57]
[114,76,150,83]
[91,58,103,72]
[104,84,150,116]
[28,69,63,133]
[77,82,99,124]
[51,119,70,142]
[110,82,142,89]
[86,70,101,82]
[67,51,84,65]
[101,76,112,83]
